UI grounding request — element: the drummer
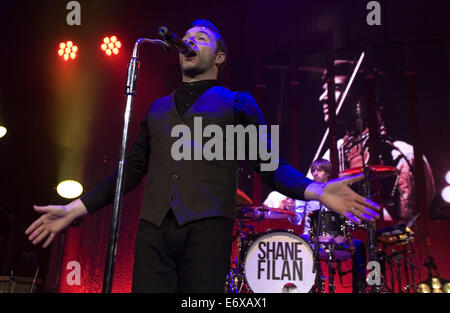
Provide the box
[263,158,367,293]
[263,158,331,236]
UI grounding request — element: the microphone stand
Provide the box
[102,38,169,293]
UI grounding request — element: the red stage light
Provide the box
[101,36,121,56]
[58,41,78,61]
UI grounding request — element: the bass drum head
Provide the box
[243,231,316,293]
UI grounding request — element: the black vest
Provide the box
[141,86,239,226]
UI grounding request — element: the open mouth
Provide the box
[184,54,197,61]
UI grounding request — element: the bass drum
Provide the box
[243,230,316,293]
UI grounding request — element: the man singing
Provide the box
[25,20,379,293]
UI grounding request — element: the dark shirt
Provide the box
[175,80,217,116]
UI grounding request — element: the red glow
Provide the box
[102,36,121,57]
[58,40,78,61]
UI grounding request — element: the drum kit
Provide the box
[226,163,416,293]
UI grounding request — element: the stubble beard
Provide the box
[181,53,216,79]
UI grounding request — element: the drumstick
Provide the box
[307,51,365,177]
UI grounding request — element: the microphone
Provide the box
[158,26,196,58]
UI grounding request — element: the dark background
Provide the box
[0,0,449,292]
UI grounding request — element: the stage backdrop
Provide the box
[0,0,448,293]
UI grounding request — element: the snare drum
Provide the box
[243,230,316,293]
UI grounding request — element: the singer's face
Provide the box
[319,75,346,123]
[180,26,222,79]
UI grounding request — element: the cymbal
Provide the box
[339,165,397,179]
[236,206,296,221]
[236,188,253,206]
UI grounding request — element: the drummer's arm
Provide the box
[263,191,287,209]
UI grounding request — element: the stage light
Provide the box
[441,186,450,204]
[0,126,7,139]
[445,170,450,184]
[56,180,83,199]
[58,41,78,61]
[101,35,122,56]
[419,277,450,293]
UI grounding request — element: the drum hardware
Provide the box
[308,210,354,246]
[242,230,316,293]
[335,259,363,286]
[374,214,420,293]
[226,208,254,293]
[353,101,381,293]
[235,206,297,222]
[230,229,318,293]
[377,241,419,293]
[310,203,324,293]
[306,201,361,293]
[228,200,300,293]
[376,223,414,246]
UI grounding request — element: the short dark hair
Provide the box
[311,158,332,175]
[190,19,228,72]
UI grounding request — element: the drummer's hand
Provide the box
[25,199,88,248]
[304,173,380,224]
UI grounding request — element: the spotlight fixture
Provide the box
[442,186,450,204]
[101,35,122,56]
[58,41,78,61]
[0,126,6,139]
[56,180,83,199]
[418,277,450,293]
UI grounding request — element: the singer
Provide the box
[25,19,380,293]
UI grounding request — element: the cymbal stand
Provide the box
[384,243,419,292]
[403,240,419,292]
[227,218,246,293]
[312,204,324,293]
[355,101,382,293]
[326,244,337,293]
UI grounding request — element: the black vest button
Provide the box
[172,174,178,181]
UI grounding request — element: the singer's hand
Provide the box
[305,174,380,224]
[25,199,88,248]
